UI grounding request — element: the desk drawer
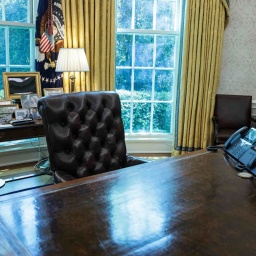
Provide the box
[0,124,45,142]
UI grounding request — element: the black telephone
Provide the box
[224,126,256,175]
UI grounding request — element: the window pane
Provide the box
[154,70,173,101]
[156,36,175,68]
[132,103,151,133]
[5,0,28,22]
[0,28,6,64]
[116,0,180,136]
[135,0,154,29]
[0,68,5,97]
[9,28,30,65]
[134,69,152,100]
[156,0,176,31]
[153,103,171,133]
[135,35,154,67]
[0,2,2,20]
[116,69,132,100]
[121,102,131,133]
[116,0,132,29]
[116,34,132,66]
[10,68,30,72]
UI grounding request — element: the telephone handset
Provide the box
[223,126,248,150]
[223,126,256,175]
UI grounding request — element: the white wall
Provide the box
[218,0,256,100]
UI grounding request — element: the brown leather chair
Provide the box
[213,94,255,145]
[38,91,147,183]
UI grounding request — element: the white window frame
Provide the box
[0,0,46,167]
[0,0,36,72]
[115,0,181,153]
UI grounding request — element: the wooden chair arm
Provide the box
[251,116,256,128]
[212,116,219,145]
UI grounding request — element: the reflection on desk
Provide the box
[0,173,53,196]
[0,150,256,255]
[0,179,5,188]
[0,124,12,128]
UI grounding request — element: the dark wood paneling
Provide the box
[0,120,45,142]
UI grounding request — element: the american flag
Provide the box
[40,32,54,52]
[35,0,65,91]
[39,0,54,53]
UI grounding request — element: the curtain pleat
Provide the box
[174,0,229,155]
[61,0,115,92]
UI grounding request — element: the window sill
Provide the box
[125,134,173,153]
[0,134,173,167]
[0,139,48,168]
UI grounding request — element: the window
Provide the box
[115,0,181,141]
[0,0,42,160]
[0,0,36,99]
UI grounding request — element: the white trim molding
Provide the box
[0,138,48,168]
[0,135,173,168]
[252,100,256,119]
[125,134,173,153]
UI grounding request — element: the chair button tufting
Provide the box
[68,102,74,111]
[38,92,147,183]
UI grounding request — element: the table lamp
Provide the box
[55,48,89,92]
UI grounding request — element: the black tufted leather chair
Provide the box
[38,91,147,183]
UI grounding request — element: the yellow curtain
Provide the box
[61,0,115,92]
[173,0,229,155]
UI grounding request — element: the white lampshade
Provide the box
[55,48,89,72]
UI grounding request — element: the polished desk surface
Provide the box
[0,173,54,196]
[1,150,256,255]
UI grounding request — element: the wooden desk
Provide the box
[0,173,53,196]
[0,120,45,142]
[1,150,256,255]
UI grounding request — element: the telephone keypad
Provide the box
[239,148,256,169]
[228,141,251,160]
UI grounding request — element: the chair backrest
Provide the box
[38,91,128,179]
[214,94,252,129]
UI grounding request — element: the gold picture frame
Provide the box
[2,72,42,100]
[44,87,64,96]
[0,100,12,105]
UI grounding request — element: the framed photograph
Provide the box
[29,107,41,120]
[44,87,64,96]
[21,94,39,109]
[2,72,42,100]
[0,100,11,105]
[0,104,18,124]
[15,109,29,120]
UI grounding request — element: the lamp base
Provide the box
[69,74,75,92]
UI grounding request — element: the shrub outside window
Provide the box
[115,0,181,135]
